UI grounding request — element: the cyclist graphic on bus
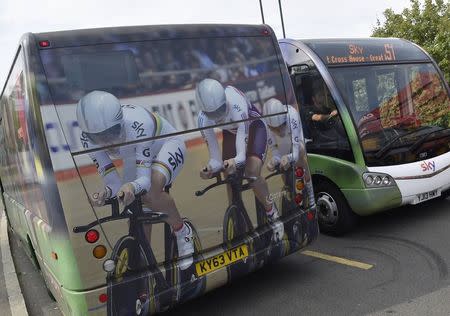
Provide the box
[263,98,304,171]
[76,90,195,269]
[263,98,313,208]
[195,78,284,241]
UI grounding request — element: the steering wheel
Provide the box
[326,113,347,138]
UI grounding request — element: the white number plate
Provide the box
[414,189,440,204]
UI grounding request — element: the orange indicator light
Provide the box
[93,245,107,259]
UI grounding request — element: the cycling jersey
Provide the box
[197,86,254,172]
[80,105,185,196]
[267,105,302,164]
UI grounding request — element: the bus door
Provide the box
[290,64,353,162]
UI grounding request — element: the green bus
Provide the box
[0,24,318,315]
[279,38,450,235]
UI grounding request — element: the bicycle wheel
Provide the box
[107,236,152,316]
[223,205,252,282]
[179,220,206,303]
[163,223,180,306]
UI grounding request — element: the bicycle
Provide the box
[195,166,287,281]
[73,191,206,315]
[265,164,307,251]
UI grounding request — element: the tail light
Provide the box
[296,180,305,191]
[39,40,50,47]
[93,245,107,259]
[85,230,99,243]
[295,193,303,205]
[307,210,315,221]
[99,293,108,303]
[295,167,304,178]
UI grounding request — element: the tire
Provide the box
[164,223,179,307]
[223,205,252,281]
[178,221,206,303]
[314,180,357,236]
[107,236,151,316]
[223,205,249,242]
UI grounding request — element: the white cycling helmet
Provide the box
[263,98,287,127]
[76,90,124,144]
[195,78,227,120]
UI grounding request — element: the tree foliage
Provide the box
[372,0,450,82]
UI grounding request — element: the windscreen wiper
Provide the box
[374,126,432,159]
[409,127,450,153]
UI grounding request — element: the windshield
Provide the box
[330,63,450,166]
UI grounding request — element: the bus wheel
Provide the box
[314,181,356,235]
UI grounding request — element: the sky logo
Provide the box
[420,160,435,172]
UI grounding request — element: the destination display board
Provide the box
[303,38,429,66]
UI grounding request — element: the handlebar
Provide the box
[265,164,293,180]
[73,191,167,233]
[195,166,256,197]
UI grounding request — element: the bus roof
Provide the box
[292,38,430,66]
[32,24,272,48]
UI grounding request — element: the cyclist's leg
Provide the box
[222,129,236,204]
[245,119,271,211]
[145,137,186,228]
[145,137,194,268]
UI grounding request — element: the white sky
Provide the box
[0,0,411,88]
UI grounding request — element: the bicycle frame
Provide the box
[73,195,178,312]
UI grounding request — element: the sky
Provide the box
[0,0,412,88]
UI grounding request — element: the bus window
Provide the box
[330,63,450,166]
[289,52,353,162]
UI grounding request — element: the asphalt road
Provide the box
[7,195,450,315]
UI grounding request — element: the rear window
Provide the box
[40,36,288,152]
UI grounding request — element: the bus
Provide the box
[279,38,450,235]
[0,24,318,315]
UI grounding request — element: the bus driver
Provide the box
[76,90,194,269]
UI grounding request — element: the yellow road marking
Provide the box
[302,250,373,270]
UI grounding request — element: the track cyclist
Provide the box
[196,78,284,240]
[76,90,194,269]
[263,98,312,196]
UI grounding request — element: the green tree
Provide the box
[372,0,450,82]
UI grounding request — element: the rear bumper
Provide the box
[59,207,318,315]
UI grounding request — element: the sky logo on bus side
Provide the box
[421,160,435,172]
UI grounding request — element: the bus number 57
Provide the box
[384,44,396,61]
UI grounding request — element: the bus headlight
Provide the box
[103,259,115,272]
[365,175,374,186]
[374,176,382,185]
[363,172,395,188]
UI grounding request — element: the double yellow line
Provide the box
[302,250,373,270]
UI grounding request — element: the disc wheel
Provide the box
[107,236,151,316]
[223,205,252,281]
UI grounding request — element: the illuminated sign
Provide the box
[304,39,430,66]
[325,43,397,65]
